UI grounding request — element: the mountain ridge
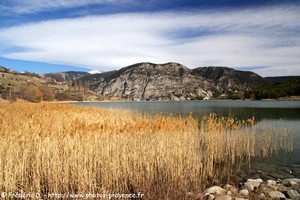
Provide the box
[1,62,299,101]
[75,62,266,100]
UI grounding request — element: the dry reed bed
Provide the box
[0,103,293,199]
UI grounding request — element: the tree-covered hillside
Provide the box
[245,77,300,99]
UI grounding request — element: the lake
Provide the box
[76,100,300,180]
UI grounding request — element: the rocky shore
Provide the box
[188,178,300,200]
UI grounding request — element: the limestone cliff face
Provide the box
[81,62,266,100]
[91,62,214,100]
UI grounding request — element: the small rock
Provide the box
[267,180,277,186]
[282,178,300,186]
[235,198,248,200]
[239,189,249,197]
[214,195,232,200]
[258,193,266,199]
[227,191,232,195]
[288,181,298,187]
[244,182,255,192]
[287,189,300,199]
[276,179,282,183]
[290,181,298,186]
[277,184,289,192]
[247,178,263,183]
[261,184,271,193]
[267,191,286,199]
[205,186,226,195]
[224,184,238,194]
[224,184,233,191]
[245,179,263,191]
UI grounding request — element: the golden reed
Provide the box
[0,103,293,199]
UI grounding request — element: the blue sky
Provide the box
[0,0,300,76]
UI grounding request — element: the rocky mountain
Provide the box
[79,62,266,100]
[192,66,266,93]
[2,62,285,102]
[91,62,214,100]
[44,71,88,82]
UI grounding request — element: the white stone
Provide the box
[245,179,263,191]
[267,191,286,199]
[205,186,226,195]
[239,189,249,197]
[282,178,300,186]
[224,184,233,190]
[244,182,255,191]
[224,184,238,194]
[267,180,277,186]
[287,189,300,199]
[247,178,263,183]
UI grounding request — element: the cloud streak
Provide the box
[0,0,131,15]
[0,5,299,76]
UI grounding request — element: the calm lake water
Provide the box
[76,100,300,179]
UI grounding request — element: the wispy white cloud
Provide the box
[0,5,299,76]
[0,0,131,15]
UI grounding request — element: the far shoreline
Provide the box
[2,97,300,104]
[48,96,300,104]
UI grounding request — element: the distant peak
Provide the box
[88,70,101,74]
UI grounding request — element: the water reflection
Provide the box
[76,100,300,121]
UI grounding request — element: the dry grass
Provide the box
[0,102,292,199]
